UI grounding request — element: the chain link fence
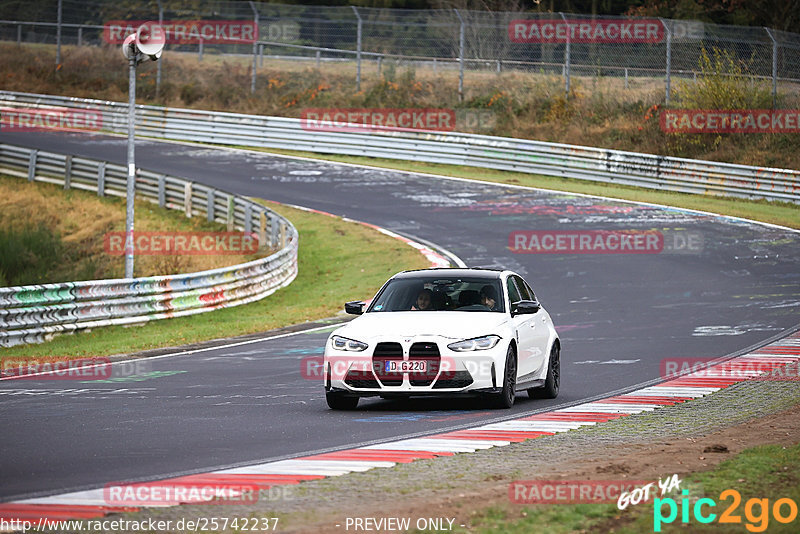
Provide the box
[0,0,798,104]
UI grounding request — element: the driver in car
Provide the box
[480,285,499,311]
[412,288,433,310]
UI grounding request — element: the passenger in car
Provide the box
[412,288,433,310]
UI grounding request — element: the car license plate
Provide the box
[385,360,427,373]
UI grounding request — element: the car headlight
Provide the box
[447,335,501,352]
[331,335,368,352]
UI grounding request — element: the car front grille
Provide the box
[372,342,404,386]
[408,342,441,386]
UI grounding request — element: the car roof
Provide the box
[392,268,510,280]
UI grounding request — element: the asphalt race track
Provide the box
[1,131,799,501]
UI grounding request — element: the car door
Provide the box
[515,275,549,375]
[507,275,538,380]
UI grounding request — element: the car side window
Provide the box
[506,277,522,305]
[513,276,532,301]
[523,280,537,302]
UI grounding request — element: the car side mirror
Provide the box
[512,300,540,316]
[345,301,365,315]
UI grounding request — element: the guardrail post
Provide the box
[279,222,286,249]
[352,6,362,92]
[56,0,62,67]
[315,50,321,68]
[63,155,72,190]
[17,24,21,46]
[270,215,279,248]
[259,211,268,250]
[157,175,166,207]
[559,13,571,98]
[244,204,253,235]
[198,38,204,61]
[28,150,37,182]
[377,56,382,77]
[227,195,235,231]
[454,9,465,102]
[97,161,106,197]
[624,68,629,89]
[207,189,215,222]
[661,18,672,105]
[77,26,82,47]
[249,1,259,94]
[184,182,193,217]
[765,27,778,109]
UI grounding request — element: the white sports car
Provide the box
[323,268,560,410]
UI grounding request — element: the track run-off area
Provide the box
[1,130,799,504]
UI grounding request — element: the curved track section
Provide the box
[1,131,798,502]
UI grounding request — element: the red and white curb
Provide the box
[2,332,798,522]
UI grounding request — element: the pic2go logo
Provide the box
[654,489,798,532]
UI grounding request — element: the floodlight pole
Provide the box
[125,50,137,279]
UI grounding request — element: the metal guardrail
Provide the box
[0,90,797,203]
[0,142,298,348]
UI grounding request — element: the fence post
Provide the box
[17,24,21,46]
[77,26,82,47]
[198,38,203,61]
[315,50,320,67]
[661,18,672,105]
[56,0,63,67]
[624,67,629,89]
[259,44,264,67]
[64,155,72,190]
[156,0,163,98]
[227,196,235,231]
[157,175,166,207]
[249,1,259,94]
[377,55,382,77]
[765,27,778,109]
[454,9,465,102]
[97,161,106,197]
[559,13,571,98]
[207,189,215,222]
[28,150,37,182]
[184,182,193,217]
[244,204,253,235]
[352,6,362,92]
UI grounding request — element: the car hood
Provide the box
[336,311,509,342]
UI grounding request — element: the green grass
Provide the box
[455,443,800,533]
[0,202,430,360]
[232,146,800,230]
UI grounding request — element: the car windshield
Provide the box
[368,276,505,313]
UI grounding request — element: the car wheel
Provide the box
[326,392,359,410]
[491,345,517,409]
[529,343,560,399]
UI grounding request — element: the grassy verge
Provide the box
[0,175,261,285]
[234,147,800,230]
[458,443,800,533]
[0,201,430,360]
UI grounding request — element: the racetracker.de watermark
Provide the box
[1,358,112,380]
[508,230,703,255]
[660,109,800,134]
[661,357,800,381]
[509,480,650,504]
[300,108,495,133]
[508,19,663,43]
[104,232,260,256]
[0,107,103,132]
[103,20,257,44]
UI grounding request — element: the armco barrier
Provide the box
[0,90,798,202]
[0,143,298,348]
